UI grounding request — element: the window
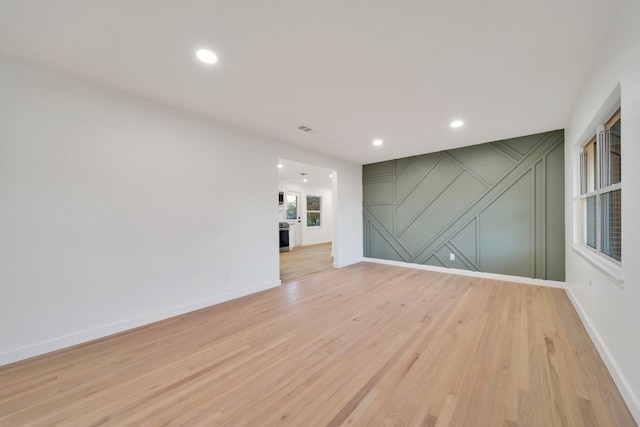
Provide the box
[579,108,621,262]
[306,195,321,227]
[286,195,298,220]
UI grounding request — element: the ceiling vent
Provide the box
[297,125,315,133]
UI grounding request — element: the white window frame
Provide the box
[306,195,322,228]
[574,101,623,284]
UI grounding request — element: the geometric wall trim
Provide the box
[363,130,565,280]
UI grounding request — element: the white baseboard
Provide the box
[299,239,332,247]
[565,287,640,424]
[363,257,566,289]
[333,257,364,269]
[0,279,281,367]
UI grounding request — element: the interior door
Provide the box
[286,191,302,247]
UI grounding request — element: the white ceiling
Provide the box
[0,0,621,164]
[278,158,334,188]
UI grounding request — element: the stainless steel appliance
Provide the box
[279,222,290,252]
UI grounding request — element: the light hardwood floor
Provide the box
[279,242,333,284]
[0,263,635,426]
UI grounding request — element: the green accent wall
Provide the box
[363,130,565,281]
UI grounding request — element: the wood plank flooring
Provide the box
[279,242,333,284]
[0,263,635,426]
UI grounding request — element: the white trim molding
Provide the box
[363,257,566,289]
[0,279,281,367]
[333,257,364,269]
[565,287,640,423]
[572,244,624,286]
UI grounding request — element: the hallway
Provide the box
[279,242,333,283]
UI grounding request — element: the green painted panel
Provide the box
[545,143,565,281]
[479,171,533,277]
[450,219,477,265]
[502,133,546,156]
[363,160,394,177]
[447,144,515,185]
[362,130,565,280]
[396,156,461,229]
[399,172,486,254]
[371,226,404,262]
[395,153,441,202]
[368,205,394,234]
[425,255,445,268]
[395,157,412,175]
[435,245,473,270]
[363,180,393,204]
[534,159,546,279]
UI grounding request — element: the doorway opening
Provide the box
[278,158,335,283]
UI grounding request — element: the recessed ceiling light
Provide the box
[196,49,218,64]
[277,164,283,169]
[329,174,333,178]
[303,178,308,182]
[372,139,383,146]
[450,120,464,128]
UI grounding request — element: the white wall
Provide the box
[0,54,363,366]
[565,0,640,421]
[283,181,333,246]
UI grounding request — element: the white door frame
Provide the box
[286,191,302,247]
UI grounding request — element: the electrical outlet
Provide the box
[449,253,455,261]
[224,273,230,283]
